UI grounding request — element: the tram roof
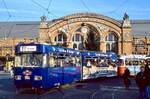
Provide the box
[65,48,80,56]
[15,42,66,54]
[120,54,147,60]
[15,42,80,55]
[81,51,107,57]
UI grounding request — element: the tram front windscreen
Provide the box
[15,54,43,67]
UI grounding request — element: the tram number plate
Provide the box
[20,46,37,52]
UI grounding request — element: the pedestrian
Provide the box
[136,66,147,99]
[144,60,150,84]
[144,60,150,99]
[123,68,131,89]
[10,65,14,77]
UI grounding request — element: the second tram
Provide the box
[119,55,146,76]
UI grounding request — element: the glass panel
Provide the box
[19,54,43,67]
[55,55,66,67]
[76,34,80,41]
[106,33,118,41]
[108,33,114,41]
[64,56,81,67]
[48,54,56,67]
[15,56,21,67]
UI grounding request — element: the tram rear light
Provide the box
[15,75,21,80]
[34,76,42,80]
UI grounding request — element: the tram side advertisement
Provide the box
[82,58,117,80]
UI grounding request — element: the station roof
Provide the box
[0,20,150,39]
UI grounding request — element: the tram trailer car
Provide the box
[14,43,82,89]
[14,43,118,90]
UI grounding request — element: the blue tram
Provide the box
[14,42,118,89]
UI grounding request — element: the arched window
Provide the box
[137,40,145,48]
[72,34,83,42]
[55,33,67,42]
[105,33,117,41]
[105,32,118,53]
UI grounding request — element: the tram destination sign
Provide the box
[20,46,37,52]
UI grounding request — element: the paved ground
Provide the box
[0,71,139,99]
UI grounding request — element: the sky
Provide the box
[0,0,150,21]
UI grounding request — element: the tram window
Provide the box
[48,55,56,67]
[55,56,66,67]
[76,57,81,66]
[99,62,109,67]
[125,60,128,65]
[93,57,98,59]
[15,56,21,67]
[86,56,92,59]
[117,59,123,65]
[134,61,138,65]
[64,57,78,67]
[139,61,143,65]
[132,61,135,65]
[126,61,132,65]
[19,54,43,67]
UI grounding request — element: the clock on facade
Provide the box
[81,26,89,33]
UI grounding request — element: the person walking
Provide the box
[144,60,150,99]
[123,68,131,89]
[10,65,14,77]
[136,66,147,99]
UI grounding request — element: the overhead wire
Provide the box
[46,0,53,18]
[103,0,129,16]
[111,0,128,13]
[2,0,12,22]
[47,0,53,11]
[80,0,91,12]
[30,0,58,18]
[1,0,13,39]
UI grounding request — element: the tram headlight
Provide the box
[34,76,42,81]
[15,75,21,80]
[24,75,30,80]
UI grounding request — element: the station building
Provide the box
[0,12,150,59]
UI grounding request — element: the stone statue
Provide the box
[83,32,88,49]
[40,15,48,29]
[40,15,47,22]
[122,13,131,28]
